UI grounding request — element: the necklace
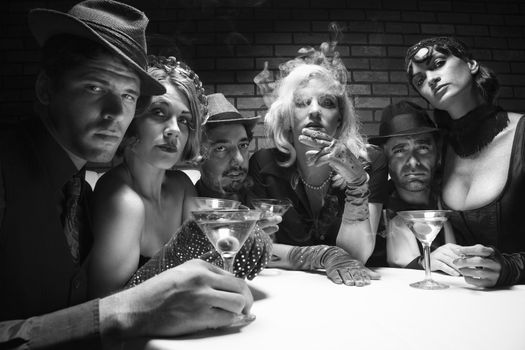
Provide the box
[300,170,334,191]
[435,105,509,157]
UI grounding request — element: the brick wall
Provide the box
[2,0,525,157]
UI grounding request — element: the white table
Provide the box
[131,268,525,350]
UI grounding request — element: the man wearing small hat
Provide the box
[369,100,459,274]
[196,93,261,201]
[0,2,253,348]
[369,100,441,209]
[197,93,380,286]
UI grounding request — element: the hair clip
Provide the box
[412,46,433,63]
[148,55,207,115]
[405,37,471,73]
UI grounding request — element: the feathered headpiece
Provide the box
[147,55,208,121]
[254,22,349,108]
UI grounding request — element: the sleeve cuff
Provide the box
[495,250,525,287]
[29,299,102,349]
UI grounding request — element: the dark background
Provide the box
[2,0,525,160]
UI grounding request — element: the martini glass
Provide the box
[397,210,451,290]
[192,208,262,327]
[192,208,262,274]
[250,198,293,217]
[191,196,241,210]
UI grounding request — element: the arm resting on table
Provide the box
[0,300,101,350]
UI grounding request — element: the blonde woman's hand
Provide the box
[299,128,367,185]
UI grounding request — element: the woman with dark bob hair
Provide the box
[405,36,525,288]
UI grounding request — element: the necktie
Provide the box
[62,169,85,264]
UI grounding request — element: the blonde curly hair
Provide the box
[265,63,368,168]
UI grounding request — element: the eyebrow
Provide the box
[211,137,250,145]
[79,73,140,96]
[414,138,433,145]
[151,99,191,114]
[391,142,408,150]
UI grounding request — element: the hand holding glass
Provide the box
[192,208,262,327]
[397,210,451,290]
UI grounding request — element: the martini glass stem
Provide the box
[223,255,236,274]
[423,244,432,281]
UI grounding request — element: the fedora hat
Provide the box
[205,93,260,130]
[28,0,165,96]
[369,101,439,145]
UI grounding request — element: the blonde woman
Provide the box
[250,54,388,275]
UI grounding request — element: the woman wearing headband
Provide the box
[405,36,525,287]
[88,56,270,297]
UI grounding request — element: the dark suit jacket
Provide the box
[0,117,100,348]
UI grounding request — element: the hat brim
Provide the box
[28,9,165,96]
[368,127,440,145]
[205,115,260,130]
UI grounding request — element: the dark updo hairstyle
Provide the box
[405,36,500,105]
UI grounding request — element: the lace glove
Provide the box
[126,221,213,287]
[288,245,379,286]
[299,128,368,186]
[126,220,272,287]
[497,251,525,286]
[342,175,370,224]
[234,225,273,279]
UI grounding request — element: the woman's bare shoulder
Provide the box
[92,165,143,210]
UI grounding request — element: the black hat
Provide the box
[369,101,439,145]
[205,93,260,130]
[28,0,165,96]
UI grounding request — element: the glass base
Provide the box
[410,279,449,290]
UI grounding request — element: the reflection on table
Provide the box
[128,268,525,350]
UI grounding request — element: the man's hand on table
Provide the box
[99,259,253,345]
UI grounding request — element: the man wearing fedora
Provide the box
[197,93,379,286]
[369,100,460,274]
[0,2,252,349]
[196,93,262,202]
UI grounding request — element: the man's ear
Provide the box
[35,71,53,105]
[467,59,480,75]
